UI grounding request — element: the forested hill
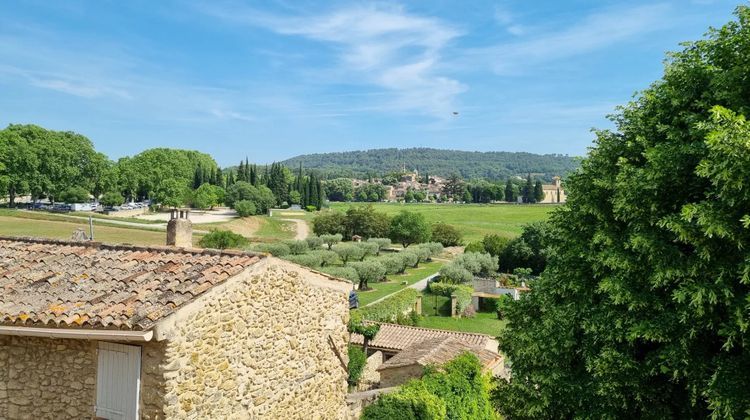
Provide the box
[280,148,580,181]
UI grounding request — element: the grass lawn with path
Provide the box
[418,289,507,336]
[357,259,443,306]
[328,202,553,243]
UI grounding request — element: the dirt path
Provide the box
[279,218,309,240]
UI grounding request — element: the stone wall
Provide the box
[356,351,383,391]
[0,336,97,419]
[147,258,350,419]
[379,364,426,388]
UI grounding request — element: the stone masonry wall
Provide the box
[0,336,97,419]
[147,258,350,419]
[379,364,426,389]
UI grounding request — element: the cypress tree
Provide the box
[534,179,545,202]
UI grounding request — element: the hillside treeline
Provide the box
[280,147,579,181]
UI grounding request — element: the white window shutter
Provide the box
[95,342,141,420]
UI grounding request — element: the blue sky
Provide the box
[0,0,740,165]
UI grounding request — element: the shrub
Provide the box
[309,250,339,267]
[351,260,387,290]
[313,210,347,236]
[464,241,486,253]
[100,191,125,207]
[380,254,408,275]
[399,250,419,269]
[482,234,510,257]
[348,345,367,387]
[363,353,494,420]
[320,233,343,250]
[234,200,257,217]
[252,242,291,257]
[356,241,380,260]
[333,243,365,265]
[454,252,498,276]
[198,229,248,250]
[319,266,359,282]
[59,186,90,203]
[389,211,431,247]
[439,263,474,283]
[452,285,474,314]
[305,236,324,250]
[354,288,419,323]
[367,237,392,255]
[283,239,309,255]
[431,223,463,247]
[417,242,444,260]
[285,253,323,268]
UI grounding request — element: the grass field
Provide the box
[0,215,197,246]
[358,260,443,306]
[417,312,507,336]
[328,202,553,242]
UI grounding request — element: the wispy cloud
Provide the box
[476,3,674,74]
[494,4,526,36]
[200,3,466,117]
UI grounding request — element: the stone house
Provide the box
[377,337,504,388]
[0,235,351,419]
[540,176,567,203]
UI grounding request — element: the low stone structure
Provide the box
[0,236,351,419]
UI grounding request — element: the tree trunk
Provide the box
[8,186,15,207]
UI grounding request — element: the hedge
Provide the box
[319,266,359,283]
[348,345,367,387]
[285,253,323,268]
[353,288,419,323]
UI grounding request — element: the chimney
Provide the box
[167,208,192,247]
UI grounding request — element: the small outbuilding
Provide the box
[0,236,351,419]
[377,337,504,388]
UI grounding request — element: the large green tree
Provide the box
[495,9,750,418]
[389,211,431,248]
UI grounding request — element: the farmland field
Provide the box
[328,202,554,242]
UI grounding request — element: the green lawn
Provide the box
[328,202,553,242]
[254,217,297,240]
[0,215,202,246]
[417,311,507,336]
[358,260,443,306]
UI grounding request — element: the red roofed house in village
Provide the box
[0,229,351,419]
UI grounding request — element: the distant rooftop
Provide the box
[377,336,501,371]
[350,322,494,352]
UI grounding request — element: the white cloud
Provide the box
[477,3,674,74]
[200,3,466,117]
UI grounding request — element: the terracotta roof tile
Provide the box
[377,337,501,371]
[351,323,493,352]
[0,236,264,330]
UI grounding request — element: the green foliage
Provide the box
[497,221,550,274]
[59,186,90,203]
[191,183,223,209]
[399,250,419,269]
[332,243,365,265]
[455,252,498,276]
[323,178,354,202]
[282,147,579,181]
[320,233,343,249]
[288,190,301,205]
[319,266,359,282]
[363,353,496,420]
[282,239,309,255]
[344,205,391,239]
[533,179,545,202]
[355,183,387,202]
[198,229,248,250]
[389,211,431,248]
[367,237,392,255]
[430,222,463,247]
[100,191,125,207]
[305,235,324,250]
[464,241,486,253]
[439,263,474,283]
[380,254,408,275]
[154,178,189,208]
[285,253,323,268]
[252,242,291,257]
[355,241,380,260]
[495,10,750,418]
[347,345,367,387]
[312,210,347,236]
[482,234,510,257]
[308,249,339,267]
[354,288,419,323]
[417,242,444,259]
[233,200,257,217]
[226,182,276,214]
[350,260,387,290]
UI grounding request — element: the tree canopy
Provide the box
[495,8,750,418]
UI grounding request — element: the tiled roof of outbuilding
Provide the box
[350,323,492,352]
[0,236,264,330]
[377,337,501,371]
